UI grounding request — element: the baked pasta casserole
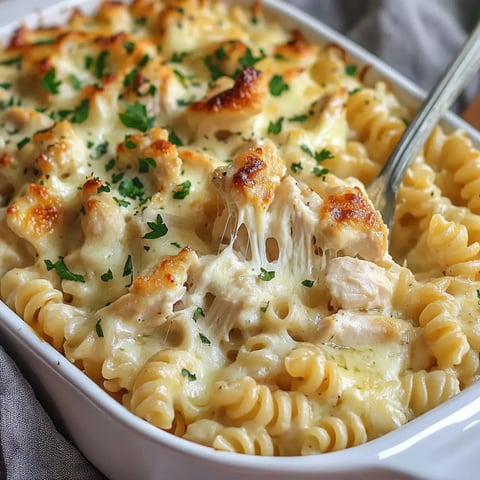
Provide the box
[1,0,480,456]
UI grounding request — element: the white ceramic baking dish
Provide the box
[1,1,480,479]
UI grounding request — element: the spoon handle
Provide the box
[368,21,480,230]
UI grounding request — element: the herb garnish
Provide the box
[41,68,62,94]
[119,101,154,132]
[168,130,183,147]
[17,137,30,150]
[95,50,109,79]
[199,333,211,345]
[269,74,289,96]
[181,368,196,381]
[267,117,284,135]
[119,177,145,199]
[302,279,314,288]
[101,269,113,282]
[95,319,104,338]
[345,64,358,76]
[173,180,191,199]
[44,257,85,282]
[193,307,205,321]
[143,214,168,239]
[71,98,90,123]
[290,162,303,173]
[258,267,275,281]
[138,157,156,173]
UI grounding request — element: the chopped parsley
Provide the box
[123,255,133,277]
[288,114,308,122]
[69,74,82,90]
[301,145,334,163]
[113,197,130,207]
[193,307,205,321]
[238,47,266,69]
[173,180,191,199]
[258,267,275,281]
[97,183,111,193]
[44,257,85,282]
[122,40,135,54]
[0,82,12,89]
[260,301,270,313]
[95,319,104,338]
[71,98,90,123]
[94,51,109,79]
[105,158,115,171]
[477,289,480,306]
[101,269,113,282]
[348,87,361,95]
[181,368,196,381]
[138,157,156,173]
[199,333,211,345]
[345,64,358,76]
[41,68,62,94]
[125,137,137,149]
[92,140,109,159]
[143,214,168,239]
[290,162,303,173]
[170,51,189,63]
[84,55,93,70]
[267,117,284,135]
[302,279,314,288]
[313,166,330,178]
[268,74,289,96]
[17,137,30,150]
[119,101,154,132]
[168,130,183,147]
[119,177,145,199]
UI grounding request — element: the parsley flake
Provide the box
[269,74,289,96]
[312,166,330,178]
[168,130,183,147]
[101,269,113,282]
[288,114,308,122]
[193,307,205,322]
[267,117,284,135]
[17,137,30,150]
[143,214,168,239]
[345,64,358,76]
[258,267,275,281]
[260,301,270,313]
[302,279,314,288]
[290,162,303,173]
[71,98,90,123]
[138,157,156,173]
[123,41,135,54]
[95,319,104,338]
[119,101,153,132]
[118,177,145,199]
[95,50,109,79]
[173,180,191,199]
[41,68,62,94]
[301,145,334,163]
[44,258,85,282]
[181,368,196,381]
[199,333,211,345]
[123,255,133,277]
[69,74,82,90]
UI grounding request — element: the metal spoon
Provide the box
[367,22,480,231]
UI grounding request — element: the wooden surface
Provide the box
[463,94,480,130]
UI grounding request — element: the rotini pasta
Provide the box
[0,0,480,458]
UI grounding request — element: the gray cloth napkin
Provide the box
[0,1,478,479]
